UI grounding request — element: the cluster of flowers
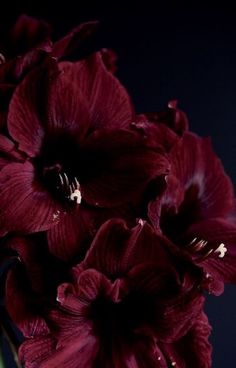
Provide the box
[0,15,236,368]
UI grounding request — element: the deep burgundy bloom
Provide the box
[0,54,169,258]
[148,131,236,295]
[14,219,207,368]
[0,15,98,130]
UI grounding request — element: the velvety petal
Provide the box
[0,134,25,168]
[169,133,234,219]
[100,338,167,368]
[126,264,204,342]
[160,311,212,368]
[47,204,133,262]
[80,128,170,207]
[82,219,171,280]
[145,100,189,136]
[132,116,179,153]
[7,14,52,57]
[6,267,49,338]
[52,21,99,59]
[39,331,98,368]
[0,161,62,235]
[5,234,69,295]
[100,48,118,73]
[185,218,236,294]
[46,67,90,141]
[19,335,56,368]
[7,65,54,156]
[59,52,134,130]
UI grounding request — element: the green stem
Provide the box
[0,346,5,368]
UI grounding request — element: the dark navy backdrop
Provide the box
[1,1,236,367]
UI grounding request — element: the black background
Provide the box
[1,1,236,367]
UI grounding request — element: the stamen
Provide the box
[57,172,82,204]
[214,243,227,258]
[69,177,82,204]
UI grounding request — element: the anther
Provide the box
[214,243,227,258]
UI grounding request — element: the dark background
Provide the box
[1,1,236,367]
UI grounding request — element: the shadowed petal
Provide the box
[81,128,170,207]
[52,21,99,59]
[7,60,59,157]
[82,219,170,280]
[160,312,212,368]
[0,161,61,234]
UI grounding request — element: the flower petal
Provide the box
[0,161,61,234]
[52,21,99,59]
[6,266,49,338]
[7,65,54,156]
[19,335,56,368]
[82,219,171,280]
[59,53,134,130]
[80,128,170,207]
[169,133,234,219]
[46,66,90,141]
[160,311,212,368]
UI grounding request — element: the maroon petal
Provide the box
[160,311,212,368]
[81,128,170,207]
[169,133,234,219]
[6,267,49,338]
[0,162,61,235]
[144,100,189,136]
[8,14,52,56]
[126,264,204,342]
[47,204,132,262]
[59,53,134,130]
[46,67,90,141]
[40,331,98,368]
[19,335,56,368]
[0,134,25,169]
[7,66,50,156]
[100,48,118,74]
[82,219,171,280]
[185,218,236,294]
[52,21,99,59]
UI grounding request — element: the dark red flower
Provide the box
[0,15,98,130]
[17,219,206,367]
[144,100,189,136]
[148,131,236,295]
[0,54,169,252]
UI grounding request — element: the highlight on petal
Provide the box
[169,132,234,220]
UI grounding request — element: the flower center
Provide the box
[186,237,227,261]
[57,172,81,204]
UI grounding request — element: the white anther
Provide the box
[70,189,82,204]
[138,219,144,226]
[214,243,227,258]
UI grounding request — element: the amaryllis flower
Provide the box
[144,100,189,136]
[0,15,98,129]
[0,53,169,248]
[148,131,236,295]
[16,219,207,367]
